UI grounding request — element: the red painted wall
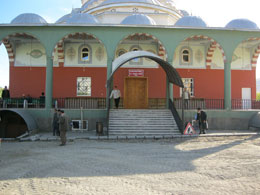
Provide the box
[173,69,225,99]
[52,67,107,98]
[173,69,256,99]
[9,66,256,100]
[10,67,46,98]
[232,70,256,99]
[113,66,166,98]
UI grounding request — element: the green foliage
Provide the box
[257,93,260,100]
[0,87,2,98]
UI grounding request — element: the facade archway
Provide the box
[107,51,183,109]
[111,33,170,108]
[172,35,226,101]
[0,43,9,88]
[52,32,108,99]
[230,38,260,107]
[1,33,47,99]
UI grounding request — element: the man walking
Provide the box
[196,107,207,134]
[110,86,121,109]
[183,88,190,109]
[58,110,69,146]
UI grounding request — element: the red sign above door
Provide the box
[128,69,144,77]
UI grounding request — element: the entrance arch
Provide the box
[107,51,183,87]
[107,51,184,109]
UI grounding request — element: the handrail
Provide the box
[106,86,111,137]
[169,99,184,134]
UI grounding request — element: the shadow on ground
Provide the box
[0,135,259,180]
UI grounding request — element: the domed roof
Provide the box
[56,8,81,24]
[180,10,189,17]
[81,0,100,10]
[66,13,99,24]
[121,14,156,25]
[174,16,207,27]
[101,0,163,6]
[56,14,71,24]
[11,13,47,24]
[225,19,259,29]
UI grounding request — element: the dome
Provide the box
[56,8,81,24]
[100,0,163,6]
[121,14,156,25]
[174,16,207,27]
[81,0,100,10]
[66,13,99,24]
[180,10,189,17]
[11,13,47,24]
[225,19,259,29]
[56,14,71,24]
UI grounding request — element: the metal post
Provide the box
[80,107,83,130]
[182,87,185,133]
[45,55,53,110]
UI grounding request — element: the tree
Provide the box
[257,93,260,100]
[0,87,3,98]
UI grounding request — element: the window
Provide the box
[130,45,143,65]
[116,49,127,57]
[180,78,194,97]
[132,48,139,62]
[182,50,190,62]
[78,44,92,64]
[180,47,192,65]
[81,47,89,61]
[77,77,91,96]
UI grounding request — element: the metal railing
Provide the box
[2,97,260,110]
[0,98,45,109]
[54,98,106,109]
[174,98,224,110]
[232,99,260,110]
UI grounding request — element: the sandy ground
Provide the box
[0,136,260,195]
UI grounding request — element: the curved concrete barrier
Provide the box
[0,109,38,132]
[249,112,260,128]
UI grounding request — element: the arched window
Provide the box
[82,47,89,61]
[130,45,143,65]
[116,49,127,57]
[182,49,190,62]
[180,47,192,65]
[78,44,92,64]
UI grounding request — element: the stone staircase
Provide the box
[108,109,181,137]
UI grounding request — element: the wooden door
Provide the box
[124,77,148,109]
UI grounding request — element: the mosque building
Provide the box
[1,0,260,136]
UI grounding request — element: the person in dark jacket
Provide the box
[52,109,60,136]
[196,107,207,134]
[2,86,10,99]
[58,110,69,146]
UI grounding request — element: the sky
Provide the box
[1,0,260,87]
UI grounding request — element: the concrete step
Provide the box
[109,132,181,136]
[109,129,180,134]
[109,120,176,124]
[108,109,181,136]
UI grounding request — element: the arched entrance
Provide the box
[0,110,37,138]
[107,51,184,109]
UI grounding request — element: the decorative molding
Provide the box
[95,46,104,61]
